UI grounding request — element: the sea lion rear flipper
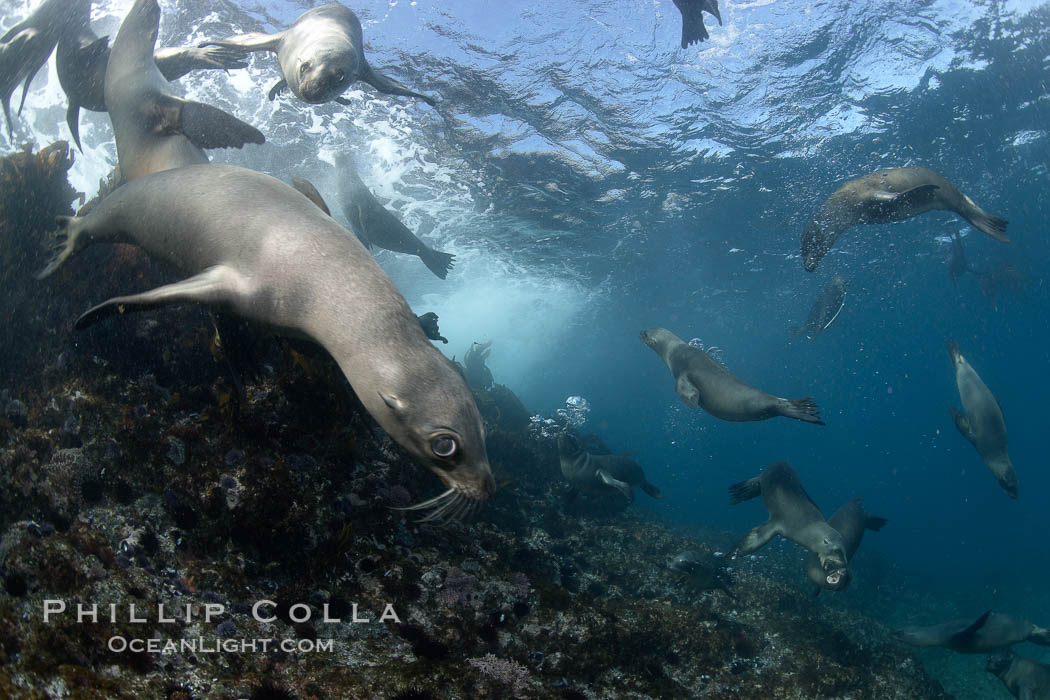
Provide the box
[199,31,283,54]
[947,610,991,652]
[291,177,331,216]
[157,95,265,150]
[65,102,83,152]
[864,515,889,532]
[779,397,825,425]
[728,476,761,504]
[73,265,245,330]
[359,61,437,107]
[675,374,700,409]
[950,406,976,443]
[597,470,633,502]
[736,520,779,554]
[268,79,288,101]
[419,248,455,280]
[677,1,712,48]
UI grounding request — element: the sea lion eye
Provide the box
[335,70,345,83]
[431,435,457,458]
[300,61,311,76]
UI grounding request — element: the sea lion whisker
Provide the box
[394,488,457,512]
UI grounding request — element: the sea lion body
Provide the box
[557,433,661,503]
[339,154,454,278]
[669,550,732,595]
[729,462,847,583]
[948,340,1016,498]
[37,163,493,519]
[640,327,824,424]
[201,3,434,107]
[805,497,887,592]
[56,0,247,152]
[802,166,1008,271]
[988,652,1050,700]
[104,0,263,182]
[0,0,69,135]
[795,275,847,339]
[896,611,1050,653]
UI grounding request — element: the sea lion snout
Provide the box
[298,54,357,103]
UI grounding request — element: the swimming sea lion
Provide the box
[805,497,887,593]
[105,0,264,182]
[988,651,1050,700]
[56,0,248,152]
[338,153,455,279]
[948,340,1017,498]
[640,327,824,424]
[672,0,722,47]
[801,166,1008,271]
[557,433,661,503]
[896,611,1050,653]
[200,3,435,107]
[794,275,847,340]
[36,163,494,520]
[0,0,68,136]
[669,550,733,596]
[946,231,971,287]
[728,462,848,584]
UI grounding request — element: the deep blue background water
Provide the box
[2,0,1048,695]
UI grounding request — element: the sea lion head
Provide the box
[639,327,676,351]
[294,48,357,103]
[381,354,495,521]
[817,531,848,574]
[986,652,1014,676]
[801,218,839,272]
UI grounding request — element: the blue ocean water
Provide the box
[2,0,1048,695]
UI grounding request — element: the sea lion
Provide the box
[463,341,494,391]
[948,340,1017,498]
[794,275,847,339]
[946,231,971,287]
[640,327,824,424]
[0,0,68,136]
[338,153,455,279]
[728,462,848,584]
[672,0,722,47]
[896,611,1050,653]
[56,0,248,152]
[417,312,448,344]
[105,0,264,182]
[557,433,661,503]
[805,497,887,593]
[36,163,494,521]
[988,651,1050,700]
[801,166,1009,271]
[200,3,435,107]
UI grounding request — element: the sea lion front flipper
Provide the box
[675,374,700,409]
[267,79,288,101]
[359,61,437,107]
[703,0,723,25]
[65,102,83,152]
[155,94,265,150]
[597,469,633,502]
[291,177,331,216]
[154,46,250,82]
[334,96,352,106]
[345,203,372,249]
[736,520,779,554]
[864,185,940,216]
[947,610,991,652]
[950,406,976,444]
[639,479,662,499]
[199,31,284,54]
[73,265,245,330]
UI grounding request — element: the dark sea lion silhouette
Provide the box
[0,0,69,136]
[896,611,1050,653]
[672,0,723,47]
[795,275,847,340]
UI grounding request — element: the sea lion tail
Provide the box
[640,480,662,499]
[780,397,825,425]
[728,476,761,504]
[36,216,84,279]
[421,248,455,279]
[963,208,1009,243]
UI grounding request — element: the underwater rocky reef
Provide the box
[0,144,952,699]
